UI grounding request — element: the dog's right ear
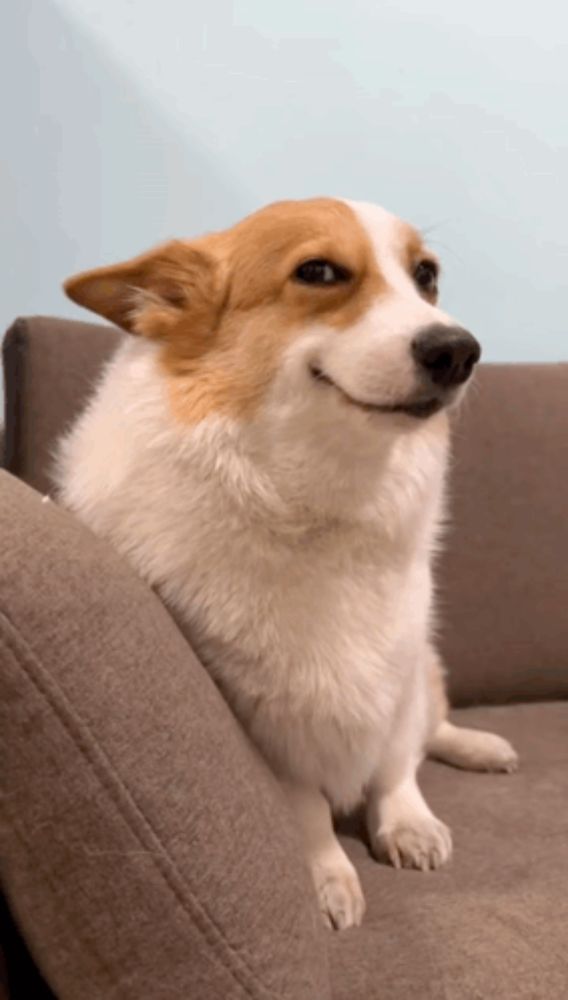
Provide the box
[64,240,224,339]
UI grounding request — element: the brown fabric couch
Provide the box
[1,316,567,999]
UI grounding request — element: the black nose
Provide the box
[412,324,481,388]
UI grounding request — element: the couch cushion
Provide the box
[332,701,568,1000]
[0,472,329,1000]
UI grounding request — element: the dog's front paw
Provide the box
[312,859,366,930]
[372,814,452,871]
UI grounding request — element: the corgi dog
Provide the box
[56,198,518,930]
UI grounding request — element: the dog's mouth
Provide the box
[309,365,444,420]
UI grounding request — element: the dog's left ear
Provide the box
[64,240,224,338]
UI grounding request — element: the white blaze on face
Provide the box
[345,201,416,296]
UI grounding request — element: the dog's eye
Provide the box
[294,259,351,286]
[414,259,439,294]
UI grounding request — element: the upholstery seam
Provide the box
[0,614,285,1000]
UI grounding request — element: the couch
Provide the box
[1,316,567,999]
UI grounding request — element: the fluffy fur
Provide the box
[56,198,518,929]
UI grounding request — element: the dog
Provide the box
[55,198,518,930]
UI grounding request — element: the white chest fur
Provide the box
[56,341,448,811]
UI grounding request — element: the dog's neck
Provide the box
[79,339,449,548]
[175,402,450,548]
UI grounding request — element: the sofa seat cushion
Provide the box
[332,701,568,999]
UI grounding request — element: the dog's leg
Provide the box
[428,719,519,772]
[283,781,365,930]
[425,645,519,773]
[367,664,452,871]
[366,736,452,872]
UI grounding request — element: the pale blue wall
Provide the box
[2,0,567,361]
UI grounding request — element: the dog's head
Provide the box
[65,198,480,437]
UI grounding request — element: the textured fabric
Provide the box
[3,317,568,705]
[332,701,568,1000]
[2,317,123,495]
[439,363,568,705]
[0,472,330,1000]
[1,317,567,996]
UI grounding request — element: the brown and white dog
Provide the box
[56,198,518,930]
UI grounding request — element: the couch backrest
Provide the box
[3,316,568,707]
[437,362,568,705]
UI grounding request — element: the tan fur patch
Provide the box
[64,241,225,337]
[64,198,391,424]
[162,198,386,422]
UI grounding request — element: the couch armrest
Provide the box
[0,473,329,1000]
[2,317,122,495]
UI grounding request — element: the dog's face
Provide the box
[65,198,480,434]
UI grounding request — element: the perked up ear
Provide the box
[63,240,223,338]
